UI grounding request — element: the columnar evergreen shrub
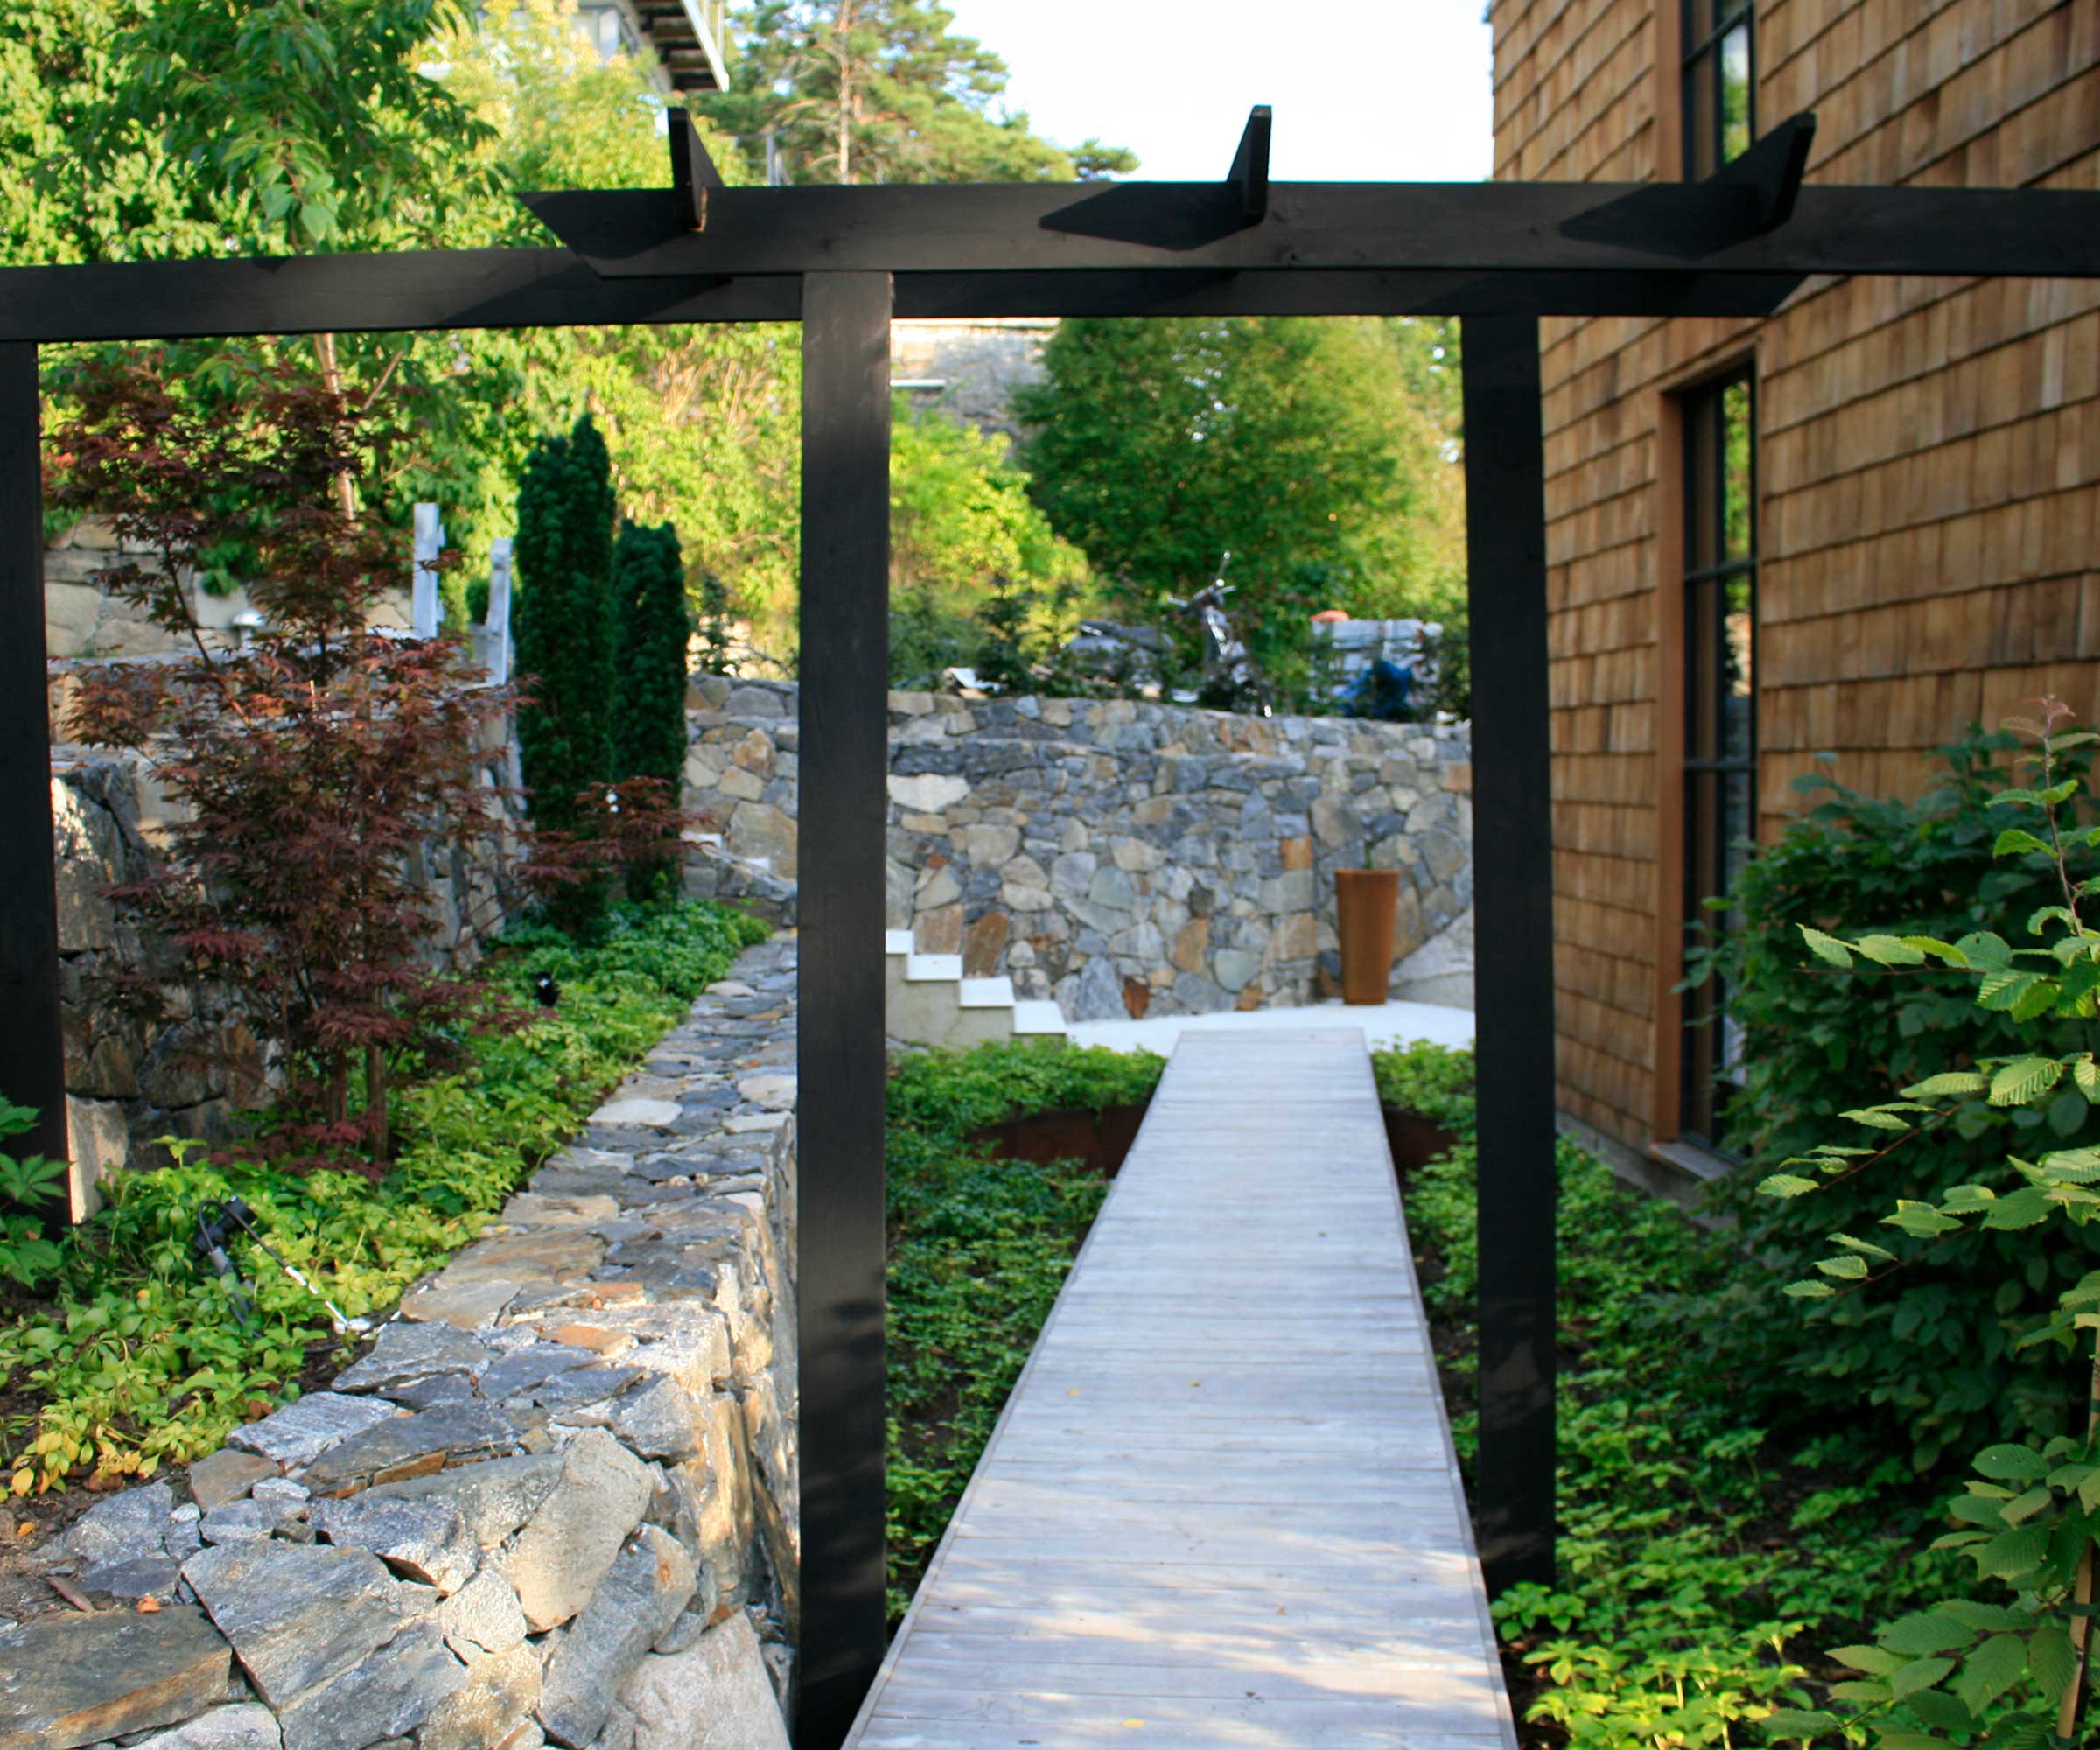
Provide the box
[609,519,693,898]
[611,519,691,789]
[1693,732,2100,1471]
[513,414,616,836]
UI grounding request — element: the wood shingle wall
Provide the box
[1489,0,2100,1155]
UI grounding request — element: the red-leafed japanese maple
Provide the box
[52,352,521,1170]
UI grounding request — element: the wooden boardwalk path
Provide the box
[847,1030,1519,1749]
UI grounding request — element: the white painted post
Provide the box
[411,503,444,637]
[485,537,514,686]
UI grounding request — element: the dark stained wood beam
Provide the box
[0,255,1808,344]
[0,344,68,1186]
[794,270,893,1750]
[520,178,2100,280]
[1462,314,1559,1593]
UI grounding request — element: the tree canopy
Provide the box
[1014,316,1467,674]
[693,0,1134,185]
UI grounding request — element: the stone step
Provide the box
[1011,1000,1069,1037]
[904,953,963,983]
[957,976,1016,1009]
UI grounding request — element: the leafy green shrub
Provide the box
[1749,703,2100,1746]
[884,1041,1164,1620]
[1692,730,2100,1471]
[1376,1041,1953,1749]
[0,900,766,1494]
[0,1098,67,1290]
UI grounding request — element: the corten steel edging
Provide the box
[0,344,66,1183]
[794,270,894,1750]
[1461,316,1558,1595]
[0,257,1812,341]
[522,180,2100,280]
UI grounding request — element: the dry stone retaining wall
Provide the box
[682,676,1474,1018]
[4,936,800,1750]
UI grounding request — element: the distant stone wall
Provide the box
[45,516,413,661]
[7,938,800,1750]
[683,677,1474,1019]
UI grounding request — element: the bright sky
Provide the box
[939,0,1497,184]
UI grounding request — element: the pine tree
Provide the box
[513,415,616,837]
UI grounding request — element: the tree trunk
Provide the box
[312,332,359,523]
[365,1042,390,1163]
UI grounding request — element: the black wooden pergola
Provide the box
[4,108,2098,1748]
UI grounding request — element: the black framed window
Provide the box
[1683,0,1755,178]
[1681,370,1756,1147]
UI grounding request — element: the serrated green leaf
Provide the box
[2026,1621,2076,1701]
[1816,1254,1871,1280]
[1983,1186,2053,1230]
[1998,1484,2054,1523]
[1903,1071,1990,1098]
[1832,1232,1897,1260]
[1975,1524,2050,1578]
[1886,1200,1965,1237]
[1992,1058,2064,1105]
[1956,1633,2027,1712]
[1959,931,2015,970]
[1902,935,1972,965]
[1844,1107,1918,1131]
[1760,1172,1819,1198]
[1998,828,2053,857]
[1800,925,1855,968]
[1835,1644,1905,1676]
[1760,1708,1838,1737]
[1941,1600,2031,1632]
[2012,979,2064,1022]
[1856,933,1928,965]
[2077,1057,2100,1102]
[1880,1612,1976,1656]
[1979,969,2043,1012]
[1893,1656,1957,1697]
[1908,1686,1974,1731]
[1976,1445,2051,1480]
[1784,1279,1836,1298]
[1873,1732,1950,1750]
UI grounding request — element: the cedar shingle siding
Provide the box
[1488,0,2100,1155]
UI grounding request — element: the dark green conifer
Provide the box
[512,415,616,837]
[611,518,691,791]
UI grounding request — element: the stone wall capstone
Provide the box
[682,677,1474,1019]
[5,936,801,1750]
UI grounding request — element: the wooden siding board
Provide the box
[1495,0,2100,1161]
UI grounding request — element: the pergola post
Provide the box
[1460,313,1558,1592]
[794,270,894,1750]
[0,344,68,1183]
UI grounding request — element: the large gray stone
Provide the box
[477,1345,597,1403]
[182,1539,423,1711]
[300,1403,518,1496]
[415,1642,540,1750]
[309,1493,478,1592]
[226,1393,399,1470]
[128,1703,283,1748]
[274,1615,465,1750]
[61,1478,174,1569]
[438,1565,529,1657]
[365,1453,564,1552]
[610,1615,792,1750]
[538,1527,697,1747]
[499,1427,654,1631]
[332,1320,491,1396]
[0,1606,231,1750]
[186,1447,280,1511]
[606,1376,702,1461]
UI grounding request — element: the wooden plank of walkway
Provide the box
[846,1029,1519,1750]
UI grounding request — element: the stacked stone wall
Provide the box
[4,939,801,1750]
[682,677,1474,1018]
